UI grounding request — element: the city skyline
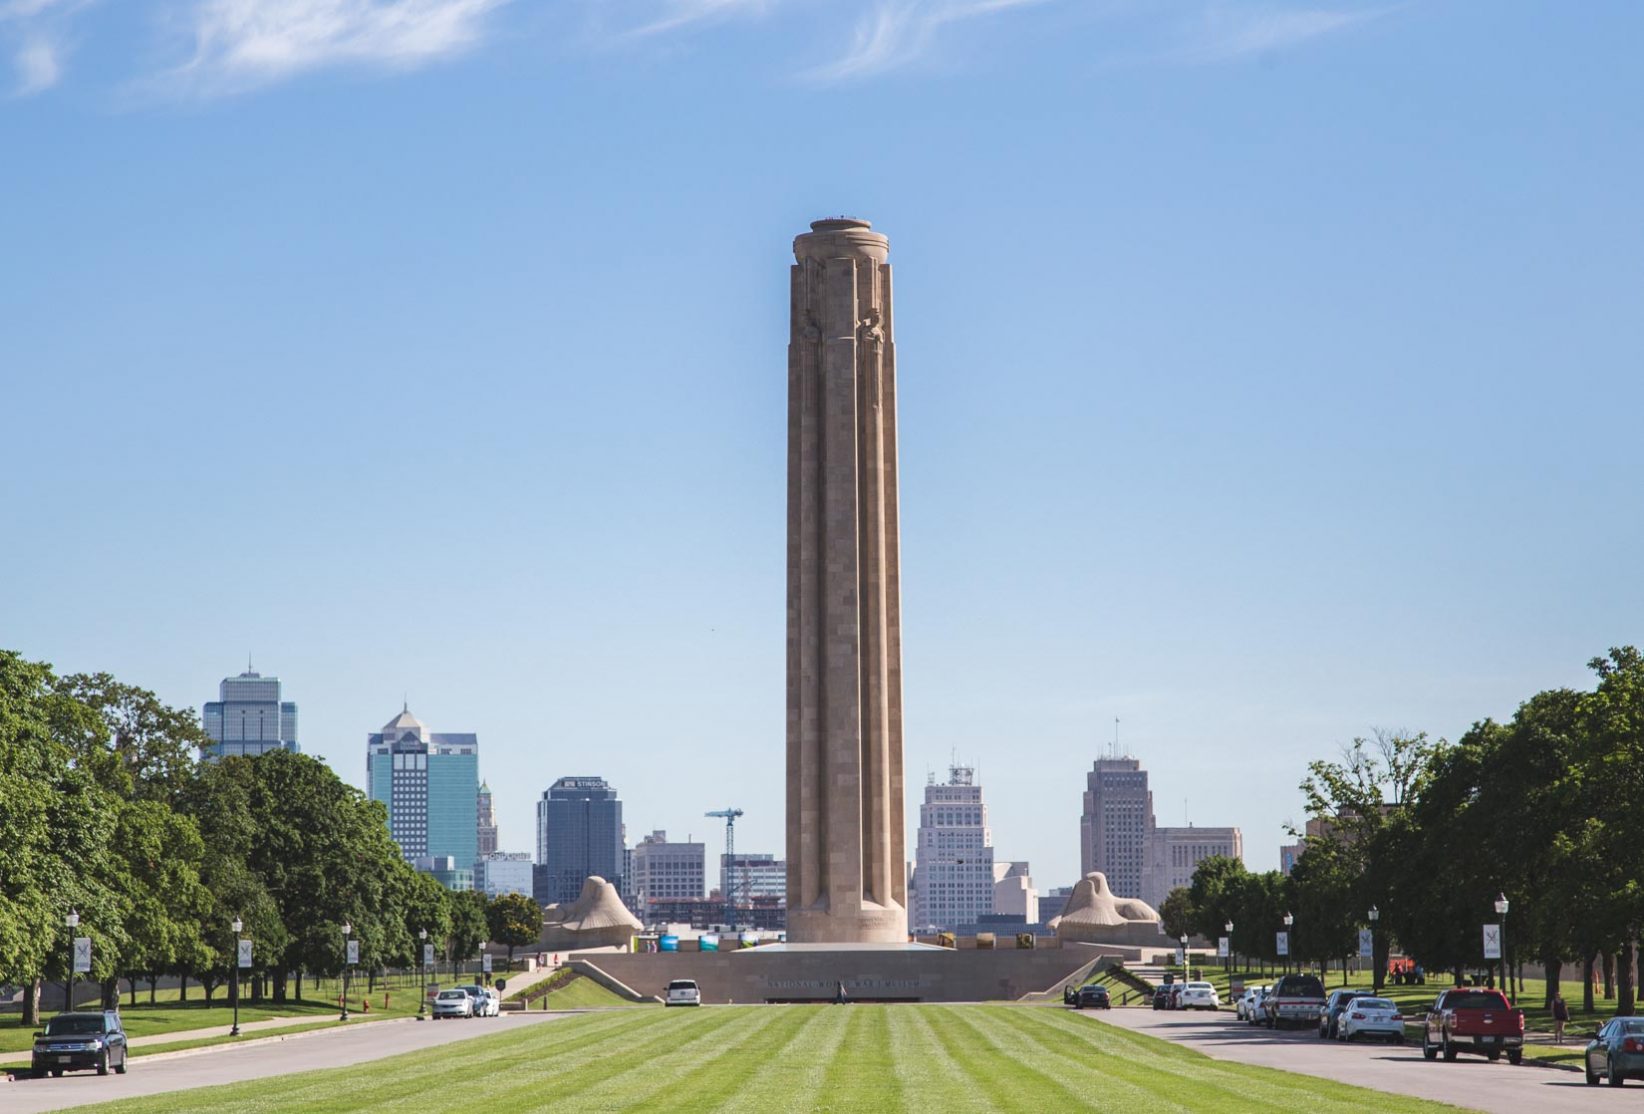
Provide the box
[6,3,1641,891]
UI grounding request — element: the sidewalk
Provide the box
[127,1013,370,1050]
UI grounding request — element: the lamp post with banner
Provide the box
[1222,921,1233,973]
[1368,905,1381,992]
[230,917,245,1036]
[1494,892,1511,1003]
[1281,911,1294,975]
[418,928,429,1020]
[340,922,354,1021]
[64,909,81,1014]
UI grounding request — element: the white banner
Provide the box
[1217,937,1229,958]
[482,954,493,974]
[72,937,91,974]
[238,939,253,969]
[1483,924,1501,960]
[1358,929,1374,959]
[346,940,360,965]
[1276,931,1290,957]
[423,944,435,967]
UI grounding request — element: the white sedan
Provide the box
[1179,982,1221,1011]
[1337,997,1406,1043]
[431,989,474,1019]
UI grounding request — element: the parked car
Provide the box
[1585,1017,1644,1086]
[432,988,475,1019]
[1167,984,1187,1010]
[1244,986,1271,1025]
[472,987,501,1017]
[666,979,702,1007]
[1238,986,1269,1022]
[1262,973,1328,1030]
[1075,984,1111,1009]
[1152,987,1171,1011]
[1318,989,1370,1039]
[31,1011,128,1078]
[1421,988,1524,1064]
[1337,996,1405,1043]
[1179,982,1220,1011]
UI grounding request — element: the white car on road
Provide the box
[1179,982,1221,1011]
[1237,986,1268,1021]
[665,979,702,1007]
[431,989,474,1019]
[1337,997,1406,1043]
[459,986,500,1017]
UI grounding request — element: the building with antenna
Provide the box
[1079,757,1154,900]
[909,764,995,932]
[202,663,299,761]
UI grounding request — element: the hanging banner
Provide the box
[482,954,493,974]
[1358,929,1374,959]
[1217,937,1229,958]
[238,939,253,969]
[73,938,92,974]
[346,940,359,965]
[1275,931,1290,957]
[1482,924,1502,960]
[424,944,435,967]
[700,933,721,952]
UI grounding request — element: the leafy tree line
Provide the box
[0,650,532,1023]
[1166,647,1644,1017]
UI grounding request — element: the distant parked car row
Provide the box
[432,984,501,1019]
[1152,982,1220,1011]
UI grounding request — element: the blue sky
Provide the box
[3,0,1641,892]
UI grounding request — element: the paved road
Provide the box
[2,1011,568,1114]
[1095,1007,1619,1114]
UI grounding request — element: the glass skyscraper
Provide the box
[202,666,300,761]
[535,776,624,907]
[367,706,478,875]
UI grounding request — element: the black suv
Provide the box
[32,1011,128,1077]
[1075,984,1111,1009]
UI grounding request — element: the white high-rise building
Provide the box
[909,765,995,932]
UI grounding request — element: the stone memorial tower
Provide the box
[785,217,909,944]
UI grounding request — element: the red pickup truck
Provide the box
[1422,988,1524,1064]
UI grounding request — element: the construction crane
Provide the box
[705,807,745,929]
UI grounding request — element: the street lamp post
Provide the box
[1283,911,1295,975]
[417,929,428,1020]
[1225,921,1234,974]
[64,910,80,1013]
[1368,905,1381,992]
[340,922,352,1022]
[230,916,243,1036]
[1180,934,1189,980]
[1494,892,1511,1004]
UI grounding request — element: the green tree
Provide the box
[1159,888,1195,942]
[448,890,490,971]
[486,892,541,965]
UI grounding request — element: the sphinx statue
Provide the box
[538,876,643,950]
[1048,872,1162,946]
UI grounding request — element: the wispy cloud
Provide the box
[1172,5,1387,64]
[628,0,774,37]
[808,0,1048,82]
[176,0,510,91]
[14,34,58,91]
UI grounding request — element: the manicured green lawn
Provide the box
[71,1004,1468,1113]
[532,977,647,1009]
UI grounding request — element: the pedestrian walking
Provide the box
[1553,994,1570,1044]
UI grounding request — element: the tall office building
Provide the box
[631,831,706,907]
[1139,825,1244,911]
[535,776,624,907]
[366,706,479,872]
[1079,757,1154,900]
[720,853,786,904]
[202,666,299,761]
[475,852,534,899]
[992,861,1039,924]
[476,781,499,861]
[908,765,995,932]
